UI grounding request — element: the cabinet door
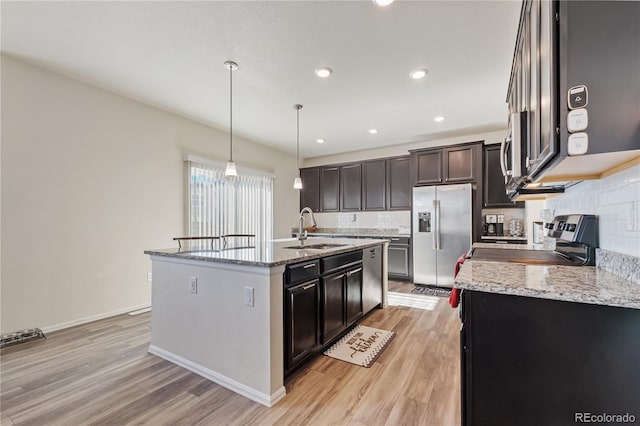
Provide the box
[321,271,346,344]
[320,167,340,212]
[285,279,320,371]
[340,163,362,211]
[388,244,410,279]
[444,146,474,182]
[415,150,443,185]
[346,265,363,326]
[362,160,386,211]
[299,168,320,212]
[387,157,411,210]
[483,145,525,208]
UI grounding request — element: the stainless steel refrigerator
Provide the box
[412,183,472,288]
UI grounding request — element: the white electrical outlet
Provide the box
[147,272,152,282]
[190,276,198,294]
[627,202,640,232]
[244,286,254,307]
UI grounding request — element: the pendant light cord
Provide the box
[296,108,300,169]
[229,65,233,162]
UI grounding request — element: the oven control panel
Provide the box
[548,214,598,246]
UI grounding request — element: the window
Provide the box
[187,158,273,242]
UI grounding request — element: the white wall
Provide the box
[544,164,640,257]
[0,55,299,334]
[302,129,507,167]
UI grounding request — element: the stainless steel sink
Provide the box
[283,243,348,250]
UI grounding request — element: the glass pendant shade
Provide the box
[225,161,237,177]
[224,60,238,178]
[293,104,303,190]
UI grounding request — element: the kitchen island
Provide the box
[144,237,388,407]
[454,245,640,426]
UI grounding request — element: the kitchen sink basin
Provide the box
[283,243,348,250]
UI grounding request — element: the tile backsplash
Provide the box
[544,164,640,257]
[314,210,411,234]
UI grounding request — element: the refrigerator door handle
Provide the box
[433,199,441,250]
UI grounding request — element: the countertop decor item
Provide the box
[323,325,394,367]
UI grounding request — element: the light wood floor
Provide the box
[1,282,460,426]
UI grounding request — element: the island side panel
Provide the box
[149,255,284,405]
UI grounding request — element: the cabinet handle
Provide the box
[390,238,400,241]
[303,264,316,269]
[349,267,363,275]
[302,283,316,290]
[499,136,509,178]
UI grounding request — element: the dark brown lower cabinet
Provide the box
[461,290,640,426]
[345,265,363,326]
[284,250,366,376]
[284,279,320,372]
[321,270,347,344]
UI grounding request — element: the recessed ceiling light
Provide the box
[315,67,333,78]
[372,0,395,6]
[369,129,379,134]
[410,69,429,79]
[316,138,325,144]
[434,116,446,122]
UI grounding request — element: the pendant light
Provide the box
[224,60,238,177]
[293,104,303,189]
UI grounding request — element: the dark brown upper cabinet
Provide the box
[443,145,475,182]
[483,144,525,208]
[299,155,411,213]
[299,167,320,211]
[340,163,362,211]
[414,150,443,185]
[411,142,481,186]
[362,160,386,211]
[386,156,411,210]
[320,166,340,212]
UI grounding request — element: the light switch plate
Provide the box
[567,109,588,133]
[568,133,588,155]
[244,286,254,307]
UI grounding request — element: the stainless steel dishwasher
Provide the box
[362,245,382,314]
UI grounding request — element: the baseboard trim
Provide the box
[148,345,286,407]
[40,303,152,334]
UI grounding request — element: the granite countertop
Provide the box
[293,228,410,238]
[145,237,388,268]
[455,258,640,310]
[474,242,546,250]
[480,236,528,241]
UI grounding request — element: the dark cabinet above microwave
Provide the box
[504,0,640,199]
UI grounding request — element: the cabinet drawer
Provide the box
[388,236,410,245]
[321,251,363,274]
[286,260,320,284]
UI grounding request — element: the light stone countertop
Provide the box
[473,242,546,250]
[455,259,640,310]
[145,237,388,268]
[292,228,410,238]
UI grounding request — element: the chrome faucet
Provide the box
[298,207,317,244]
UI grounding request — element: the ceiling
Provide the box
[1,1,521,159]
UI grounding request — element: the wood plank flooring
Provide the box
[1,282,460,425]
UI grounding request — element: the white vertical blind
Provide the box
[187,160,273,242]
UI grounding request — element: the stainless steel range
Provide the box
[472,214,598,266]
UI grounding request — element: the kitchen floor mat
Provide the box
[323,325,394,368]
[411,285,452,297]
